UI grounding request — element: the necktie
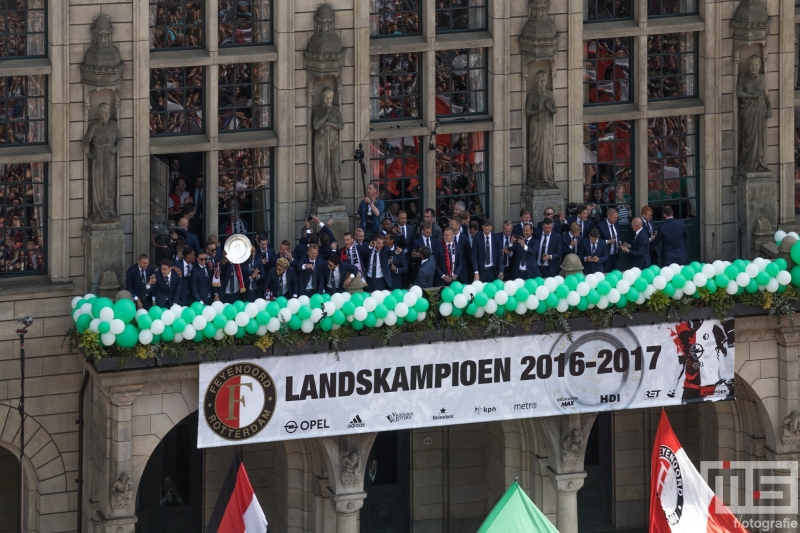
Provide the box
[402,226,406,241]
[371,251,377,278]
[579,220,583,236]
[610,223,617,253]
[520,239,527,268]
[330,269,336,289]
[278,274,283,296]
[592,243,596,256]
[166,275,169,289]
[504,236,510,266]
[310,262,316,289]
[485,235,490,266]
[141,269,145,283]
[447,244,454,276]
[540,236,547,263]
[425,238,430,250]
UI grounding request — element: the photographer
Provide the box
[152,222,187,265]
[353,183,383,239]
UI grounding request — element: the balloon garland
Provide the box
[71,243,800,351]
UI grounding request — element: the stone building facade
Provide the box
[0,0,799,531]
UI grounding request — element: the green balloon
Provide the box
[137,314,153,329]
[288,315,302,330]
[706,279,717,294]
[766,263,780,277]
[298,305,312,320]
[245,319,259,334]
[193,330,205,342]
[365,313,378,328]
[151,334,161,344]
[172,318,186,333]
[161,326,175,342]
[789,243,800,265]
[615,295,628,308]
[681,266,695,280]
[641,270,654,284]
[223,305,237,320]
[396,314,408,324]
[515,287,530,301]
[778,283,787,293]
[524,279,537,293]
[565,276,578,290]
[546,293,559,308]
[746,279,758,294]
[577,298,589,311]
[384,295,397,309]
[234,301,246,312]
[113,299,137,323]
[74,299,87,310]
[715,273,730,288]
[191,301,204,314]
[320,317,333,331]
[256,310,270,325]
[91,297,114,319]
[181,308,196,324]
[266,301,280,316]
[504,296,518,312]
[663,283,675,297]
[724,265,738,279]
[474,292,488,307]
[310,294,324,308]
[203,323,217,338]
[414,298,429,312]
[441,288,455,303]
[235,327,246,338]
[634,278,648,292]
[587,289,600,304]
[672,274,686,289]
[77,314,92,333]
[374,304,388,319]
[775,258,788,271]
[351,293,365,306]
[450,282,463,294]
[627,287,639,302]
[98,321,110,334]
[342,302,356,316]
[536,301,548,314]
[493,279,504,290]
[732,259,746,272]
[555,284,569,299]
[756,271,770,286]
[494,305,505,316]
[116,324,139,348]
[213,314,227,328]
[406,308,418,322]
[483,284,497,298]
[597,281,611,295]
[352,320,365,331]
[322,293,331,302]
[332,310,346,325]
[148,306,163,319]
[466,303,478,315]
[791,265,800,286]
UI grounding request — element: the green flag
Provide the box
[475,481,559,533]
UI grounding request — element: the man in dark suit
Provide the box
[190,249,217,304]
[561,223,583,258]
[566,204,594,239]
[265,257,298,299]
[310,215,338,249]
[509,223,541,279]
[415,247,436,288]
[153,259,180,308]
[296,243,327,296]
[384,233,408,289]
[324,254,359,294]
[640,205,659,266]
[512,209,532,236]
[241,247,265,302]
[535,207,567,238]
[622,217,651,269]
[361,234,394,291]
[255,232,277,273]
[535,218,562,278]
[441,227,467,284]
[453,216,473,276]
[218,251,246,303]
[596,208,621,272]
[413,222,446,286]
[498,221,516,273]
[340,232,365,280]
[580,228,609,274]
[393,210,415,251]
[472,219,504,282]
[172,247,196,305]
[654,205,688,266]
[126,254,156,309]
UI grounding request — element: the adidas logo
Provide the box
[347,415,365,429]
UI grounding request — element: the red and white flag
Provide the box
[650,409,746,533]
[206,454,269,533]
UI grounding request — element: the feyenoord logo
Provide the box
[656,445,684,525]
[204,363,277,441]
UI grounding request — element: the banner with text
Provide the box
[197,319,735,448]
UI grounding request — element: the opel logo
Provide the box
[284,421,298,433]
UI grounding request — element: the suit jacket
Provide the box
[561,232,582,257]
[596,219,621,258]
[535,219,567,238]
[153,270,180,307]
[453,231,472,274]
[172,258,194,305]
[317,224,338,247]
[187,217,203,239]
[394,224,416,258]
[654,218,688,266]
[324,262,359,294]
[642,219,659,264]
[566,217,594,239]
[534,232,562,277]
[579,238,609,274]
[497,232,516,272]
[255,245,277,273]
[360,246,398,288]
[183,231,201,253]
[627,229,651,269]
[413,236,446,286]
[295,256,327,294]
[265,267,298,299]
[241,258,265,294]
[190,264,216,304]
[125,264,155,303]
[471,232,505,280]
[512,222,524,237]
[510,237,542,279]
[415,259,437,288]
[440,240,468,283]
[385,246,408,288]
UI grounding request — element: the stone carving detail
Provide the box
[559,253,584,278]
[140,381,181,395]
[562,429,582,464]
[782,411,800,445]
[519,0,557,63]
[737,55,771,174]
[526,70,556,189]
[312,87,344,207]
[736,329,776,343]
[110,473,132,510]
[83,103,123,221]
[341,452,361,484]
[81,16,123,88]
[304,5,344,76]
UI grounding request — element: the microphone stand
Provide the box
[15,317,31,533]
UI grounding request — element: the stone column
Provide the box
[539,413,597,533]
[318,433,378,533]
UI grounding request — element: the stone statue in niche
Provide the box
[526,70,557,189]
[782,410,800,445]
[737,54,771,173]
[110,472,132,510]
[83,102,123,221]
[341,451,361,484]
[562,428,582,464]
[312,87,344,207]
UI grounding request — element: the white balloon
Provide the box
[595,272,606,281]
[515,302,527,315]
[202,306,217,321]
[363,297,377,312]
[494,290,509,306]
[622,270,637,285]
[384,310,398,325]
[110,319,125,335]
[672,289,684,300]
[330,293,345,309]
[636,293,646,305]
[556,299,569,313]
[150,319,165,335]
[214,329,226,340]
[745,264,759,278]
[644,285,656,298]
[278,308,292,323]
[403,293,418,307]
[134,308,150,320]
[653,276,667,290]
[323,302,336,315]
[616,280,630,295]
[597,296,609,310]
[410,285,424,298]
[245,303,259,318]
[354,306,368,321]
[726,281,739,295]
[301,319,314,333]
[775,230,787,242]
[474,308,485,318]
[736,272,750,287]
[173,332,184,343]
[71,296,83,309]
[89,318,101,333]
[566,291,580,306]
[712,260,725,275]
[585,273,598,289]
[683,281,696,295]
[484,299,498,314]
[471,280,485,292]
[504,280,518,296]
[766,278,780,293]
[535,286,550,300]
[255,298,267,311]
[660,267,674,282]
[607,288,620,304]
[371,291,385,305]
[183,325,196,340]
[256,325,268,336]
[192,316,207,331]
[789,232,800,240]
[576,282,590,297]
[753,257,766,270]
[526,295,540,310]
[139,330,153,345]
[161,310,175,326]
[701,264,716,279]
[452,294,467,309]
[267,317,281,333]
[395,302,409,317]
[462,286,476,300]
[286,298,301,314]
[235,312,250,327]
[375,318,384,328]
[777,270,792,285]
[630,268,641,277]
[669,263,681,273]
[224,320,239,335]
[99,307,114,322]
[544,278,558,292]
[211,301,225,313]
[311,308,323,323]
[553,276,565,285]
[101,332,116,346]
[342,292,353,301]
[515,278,525,288]
[170,304,183,316]
[692,273,707,288]
[81,303,93,315]
[298,295,310,306]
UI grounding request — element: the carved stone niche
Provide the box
[82,16,123,124]
[519,0,557,71]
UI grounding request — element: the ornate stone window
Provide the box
[370,137,422,221]
[646,116,697,219]
[434,131,487,223]
[149,67,204,136]
[583,38,632,105]
[149,0,204,49]
[218,147,273,242]
[583,121,633,224]
[435,0,486,33]
[218,0,272,46]
[435,48,487,117]
[584,0,632,22]
[217,62,271,131]
[0,75,45,146]
[370,0,420,37]
[370,53,421,120]
[646,33,697,100]
[0,0,45,58]
[647,0,696,17]
[0,162,45,275]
